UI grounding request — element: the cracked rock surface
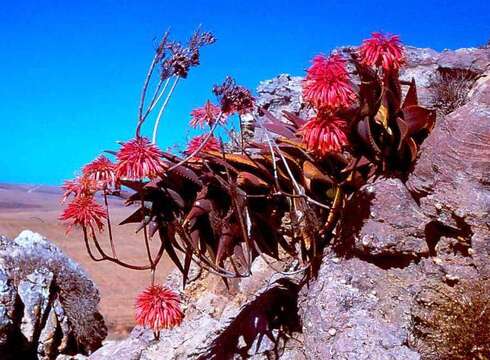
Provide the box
[0,230,106,359]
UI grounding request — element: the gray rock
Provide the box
[400,45,490,107]
[254,74,308,143]
[302,256,425,360]
[38,306,59,360]
[340,178,430,263]
[256,74,304,117]
[0,230,107,359]
[18,268,54,344]
[0,267,17,351]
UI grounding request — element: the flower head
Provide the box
[303,54,356,110]
[160,29,215,80]
[116,137,164,180]
[59,195,107,233]
[189,100,226,128]
[83,155,116,189]
[61,176,96,203]
[135,284,183,332]
[359,32,405,71]
[213,77,255,115]
[184,134,221,156]
[299,113,349,156]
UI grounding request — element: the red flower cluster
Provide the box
[359,32,405,71]
[302,54,356,110]
[300,114,348,156]
[116,137,165,180]
[301,54,353,156]
[61,176,96,203]
[184,134,221,155]
[189,100,226,128]
[59,195,107,233]
[83,155,116,190]
[135,285,183,332]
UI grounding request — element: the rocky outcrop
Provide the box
[302,256,428,360]
[407,67,490,276]
[0,230,106,359]
[301,47,489,359]
[91,45,489,359]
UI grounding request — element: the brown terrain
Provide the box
[0,183,174,339]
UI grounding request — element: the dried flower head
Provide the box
[61,176,96,203]
[303,54,356,110]
[116,137,164,180]
[189,100,226,128]
[213,76,255,115]
[184,134,221,156]
[299,113,349,156]
[59,195,107,233]
[160,29,215,80]
[83,155,116,190]
[359,32,405,71]
[135,284,183,332]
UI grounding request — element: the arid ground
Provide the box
[0,183,174,339]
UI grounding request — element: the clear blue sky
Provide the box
[1,0,489,185]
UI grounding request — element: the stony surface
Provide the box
[340,178,431,263]
[407,67,490,275]
[401,45,490,107]
[0,230,106,359]
[253,74,307,143]
[302,256,430,360]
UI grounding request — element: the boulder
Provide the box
[302,256,425,360]
[339,177,431,265]
[0,230,107,359]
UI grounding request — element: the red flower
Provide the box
[59,195,107,233]
[189,100,226,128]
[184,134,220,155]
[299,113,348,156]
[61,176,95,203]
[303,54,356,110]
[83,155,116,189]
[116,137,164,180]
[135,285,183,332]
[359,33,405,71]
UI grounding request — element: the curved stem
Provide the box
[103,192,117,258]
[147,78,170,114]
[141,78,167,122]
[152,76,180,144]
[83,226,158,270]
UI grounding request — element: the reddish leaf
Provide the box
[402,78,418,108]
